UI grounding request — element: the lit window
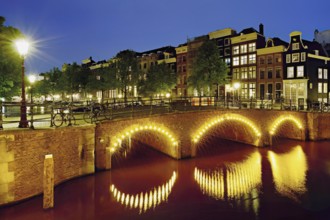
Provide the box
[301,52,306,62]
[267,56,273,64]
[248,43,256,52]
[249,66,256,79]
[233,57,239,66]
[233,68,240,79]
[293,43,300,50]
[292,53,300,62]
[225,58,231,65]
[297,66,304,77]
[286,54,291,63]
[249,54,256,64]
[249,83,256,98]
[224,48,231,56]
[275,54,281,63]
[287,67,294,78]
[324,69,328,79]
[324,83,328,93]
[233,46,239,55]
[318,68,323,79]
[318,83,323,93]
[240,44,247,54]
[241,67,248,79]
[241,55,247,65]
[298,83,304,96]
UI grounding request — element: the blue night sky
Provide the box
[2,0,329,75]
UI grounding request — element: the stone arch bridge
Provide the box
[95,109,327,169]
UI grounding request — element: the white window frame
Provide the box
[318,68,323,79]
[301,52,306,62]
[318,83,323,93]
[240,55,247,65]
[233,57,239,66]
[292,53,300,63]
[286,54,291,63]
[240,44,247,54]
[248,43,256,52]
[287,67,294,78]
[324,83,328,94]
[297,66,304,77]
[233,46,239,55]
[249,54,256,64]
[324,69,328,79]
[293,43,300,50]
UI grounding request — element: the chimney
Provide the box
[259,23,264,35]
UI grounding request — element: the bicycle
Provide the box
[52,106,76,127]
[83,103,111,123]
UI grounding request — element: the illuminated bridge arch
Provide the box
[269,115,303,136]
[110,123,179,153]
[192,113,262,144]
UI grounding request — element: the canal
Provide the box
[1,138,330,220]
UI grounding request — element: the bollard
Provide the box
[0,101,3,130]
[43,154,54,209]
[30,103,34,129]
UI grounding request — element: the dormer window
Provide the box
[292,43,300,50]
[315,50,319,56]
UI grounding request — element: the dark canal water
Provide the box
[1,138,330,220]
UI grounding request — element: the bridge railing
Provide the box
[0,96,329,130]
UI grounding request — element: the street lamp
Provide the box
[15,39,30,128]
[29,75,36,129]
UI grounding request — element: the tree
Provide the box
[0,16,23,99]
[86,65,119,103]
[115,50,140,102]
[188,40,228,98]
[139,62,176,97]
[35,67,63,100]
[61,62,86,101]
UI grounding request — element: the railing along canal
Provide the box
[0,96,329,130]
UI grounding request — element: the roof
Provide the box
[302,39,328,56]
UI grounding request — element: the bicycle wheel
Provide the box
[53,113,63,127]
[83,111,95,123]
[101,109,112,120]
[67,114,76,126]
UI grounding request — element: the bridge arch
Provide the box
[269,115,303,136]
[109,123,179,154]
[192,113,262,146]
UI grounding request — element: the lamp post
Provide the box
[29,75,36,129]
[15,39,30,128]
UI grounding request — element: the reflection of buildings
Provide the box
[110,171,177,213]
[268,146,308,202]
[194,152,261,214]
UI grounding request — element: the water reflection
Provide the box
[268,145,308,202]
[194,152,262,215]
[110,171,177,214]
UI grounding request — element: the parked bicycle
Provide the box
[52,106,76,127]
[83,103,111,123]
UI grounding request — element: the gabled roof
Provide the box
[239,27,259,35]
[302,39,328,56]
[271,37,289,47]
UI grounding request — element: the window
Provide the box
[249,54,256,64]
[287,67,294,78]
[249,43,256,52]
[183,56,186,62]
[240,44,247,54]
[268,68,273,79]
[248,66,256,79]
[292,53,300,62]
[225,58,231,65]
[241,83,248,99]
[233,46,239,55]
[324,69,328,79]
[144,63,147,69]
[224,48,231,56]
[297,66,304,77]
[275,54,282,63]
[233,57,239,66]
[267,84,273,99]
[260,69,265,79]
[178,66,182,73]
[217,39,223,47]
[219,49,224,57]
[224,38,230,46]
[267,56,273,64]
[293,43,300,50]
[275,83,281,90]
[233,68,239,79]
[298,83,305,96]
[301,52,306,62]
[324,83,328,94]
[259,57,265,65]
[276,67,281,78]
[318,68,323,79]
[286,54,291,63]
[241,55,247,65]
[260,84,265,99]
[241,67,248,79]
[318,83,323,93]
[249,83,256,98]
[183,65,186,72]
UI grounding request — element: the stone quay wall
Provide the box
[0,125,95,206]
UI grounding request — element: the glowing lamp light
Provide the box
[269,115,303,135]
[15,39,30,56]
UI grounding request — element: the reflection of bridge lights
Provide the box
[269,115,303,135]
[192,114,261,144]
[110,171,177,213]
[194,152,261,215]
[111,123,178,153]
[268,146,307,202]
